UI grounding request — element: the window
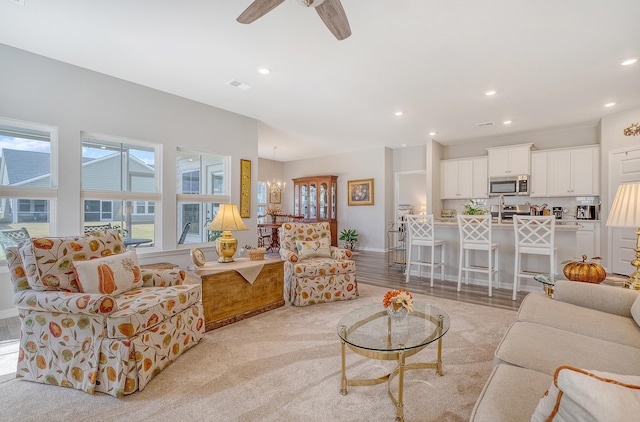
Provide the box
[176,149,230,244]
[257,181,267,217]
[81,133,160,245]
[0,117,56,261]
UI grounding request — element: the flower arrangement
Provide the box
[266,205,282,216]
[383,289,414,312]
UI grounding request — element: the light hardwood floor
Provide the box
[0,250,525,342]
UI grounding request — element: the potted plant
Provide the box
[339,228,359,251]
[463,199,486,215]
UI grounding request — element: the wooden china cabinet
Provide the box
[292,175,338,246]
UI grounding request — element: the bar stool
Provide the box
[457,215,499,297]
[513,215,557,300]
[404,214,445,286]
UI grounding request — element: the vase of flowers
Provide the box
[383,289,414,322]
[266,204,282,223]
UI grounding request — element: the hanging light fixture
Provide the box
[267,146,286,195]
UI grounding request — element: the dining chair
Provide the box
[513,215,557,300]
[457,215,499,297]
[404,214,445,286]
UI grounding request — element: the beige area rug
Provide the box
[0,284,516,422]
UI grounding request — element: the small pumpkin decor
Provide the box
[562,254,607,284]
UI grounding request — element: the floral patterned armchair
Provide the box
[5,230,204,397]
[279,222,358,306]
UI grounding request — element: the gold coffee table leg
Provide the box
[395,348,406,422]
[340,325,348,395]
[436,315,444,376]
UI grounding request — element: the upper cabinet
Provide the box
[530,151,549,197]
[486,143,533,177]
[547,145,600,197]
[441,157,488,199]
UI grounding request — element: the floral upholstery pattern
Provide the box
[279,222,358,306]
[8,231,205,397]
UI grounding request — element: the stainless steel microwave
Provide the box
[488,175,529,196]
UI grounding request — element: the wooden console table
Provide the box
[194,258,285,331]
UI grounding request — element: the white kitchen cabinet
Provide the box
[441,157,487,199]
[486,143,533,177]
[548,145,600,197]
[530,151,548,197]
[575,222,601,259]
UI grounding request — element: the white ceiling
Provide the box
[1,0,639,162]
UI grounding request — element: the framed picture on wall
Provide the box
[348,178,374,206]
[240,159,251,217]
[270,190,281,204]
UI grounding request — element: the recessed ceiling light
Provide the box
[621,58,638,66]
[401,143,407,147]
[604,102,616,108]
[394,111,404,116]
[429,131,437,136]
[484,90,497,96]
[503,120,512,125]
[257,67,271,75]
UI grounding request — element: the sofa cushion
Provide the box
[495,321,640,376]
[517,293,640,348]
[5,245,29,292]
[530,366,640,422]
[469,363,552,422]
[296,238,331,259]
[292,257,355,277]
[107,284,202,338]
[73,249,142,295]
[632,295,640,327]
[553,279,639,317]
[20,230,125,292]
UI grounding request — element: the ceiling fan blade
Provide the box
[237,0,286,24]
[315,0,351,40]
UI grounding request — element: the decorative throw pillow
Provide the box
[296,238,331,259]
[72,249,142,295]
[530,366,640,422]
[631,295,640,328]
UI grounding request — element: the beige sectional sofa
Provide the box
[470,280,640,421]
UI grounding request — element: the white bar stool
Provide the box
[404,214,445,286]
[457,215,500,297]
[513,215,557,300]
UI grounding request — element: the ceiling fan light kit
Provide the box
[237,0,351,40]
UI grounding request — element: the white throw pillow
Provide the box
[296,238,331,259]
[530,366,640,422]
[72,249,142,295]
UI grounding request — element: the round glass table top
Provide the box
[336,302,450,353]
[533,273,565,286]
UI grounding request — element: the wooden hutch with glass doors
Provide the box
[292,175,338,246]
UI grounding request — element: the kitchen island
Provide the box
[408,220,581,296]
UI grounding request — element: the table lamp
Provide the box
[207,203,248,263]
[606,182,640,289]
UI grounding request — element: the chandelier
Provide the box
[267,146,286,195]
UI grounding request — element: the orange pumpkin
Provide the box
[563,254,606,283]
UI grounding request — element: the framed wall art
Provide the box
[240,159,251,218]
[348,178,374,206]
[270,190,282,204]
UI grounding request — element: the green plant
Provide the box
[339,228,359,242]
[463,200,486,215]
[204,220,223,242]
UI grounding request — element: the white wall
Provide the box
[444,124,600,159]
[283,147,390,251]
[0,44,259,317]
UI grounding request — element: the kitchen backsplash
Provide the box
[443,196,601,221]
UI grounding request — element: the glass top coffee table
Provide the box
[337,302,450,422]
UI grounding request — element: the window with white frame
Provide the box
[81,133,160,245]
[0,117,57,261]
[256,181,267,217]
[176,149,230,244]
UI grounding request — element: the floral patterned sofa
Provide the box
[5,229,205,397]
[279,222,358,306]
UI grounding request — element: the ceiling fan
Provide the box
[237,0,351,40]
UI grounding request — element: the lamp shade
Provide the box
[207,204,249,232]
[606,183,640,227]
